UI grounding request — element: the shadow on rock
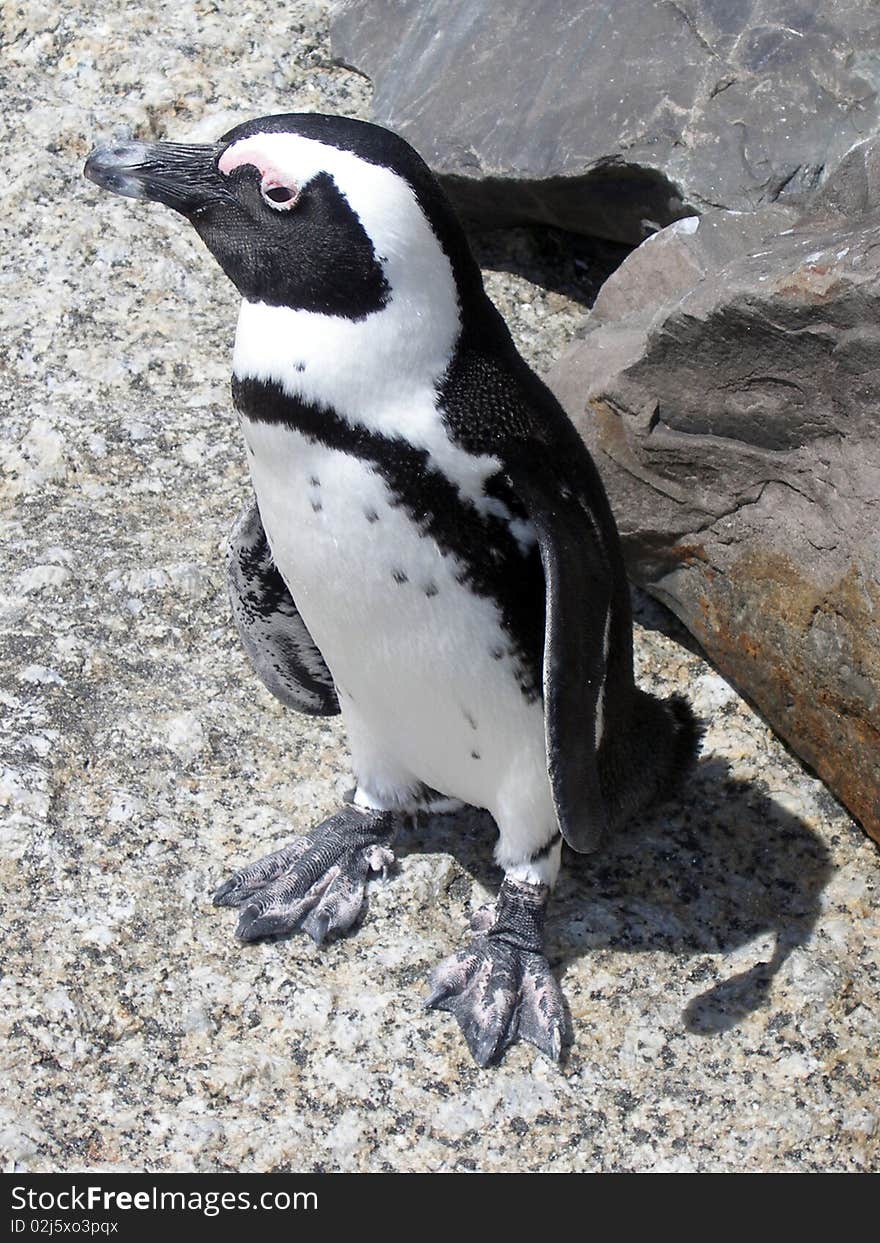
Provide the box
[469,224,632,309]
[564,753,832,1036]
[404,753,832,1039]
[630,584,708,660]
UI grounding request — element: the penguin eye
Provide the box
[260,180,299,211]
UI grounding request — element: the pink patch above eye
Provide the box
[218,138,279,179]
[219,139,299,208]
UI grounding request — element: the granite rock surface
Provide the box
[1,0,878,1174]
[332,0,880,243]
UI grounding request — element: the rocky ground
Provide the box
[1,1,878,1172]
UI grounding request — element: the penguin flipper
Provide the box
[506,458,612,854]
[226,498,340,716]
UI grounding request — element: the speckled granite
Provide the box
[1,1,878,1173]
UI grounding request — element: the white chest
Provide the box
[241,416,548,813]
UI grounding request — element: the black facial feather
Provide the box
[218,113,501,336]
[193,170,390,317]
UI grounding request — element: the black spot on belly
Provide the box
[364,508,379,523]
[471,750,481,760]
[463,708,478,730]
[295,362,306,373]
[311,499,323,513]
[490,646,504,660]
[424,581,439,598]
[391,568,408,585]
[309,475,320,487]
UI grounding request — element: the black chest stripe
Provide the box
[233,375,546,700]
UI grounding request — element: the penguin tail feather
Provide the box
[599,689,703,834]
[664,692,703,798]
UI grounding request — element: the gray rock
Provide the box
[809,134,880,220]
[332,0,880,244]
[547,179,880,841]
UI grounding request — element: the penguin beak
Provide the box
[84,141,225,216]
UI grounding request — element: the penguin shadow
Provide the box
[561,754,832,1035]
[401,753,832,1040]
[468,224,632,309]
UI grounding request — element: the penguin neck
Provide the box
[232,238,462,422]
[231,274,511,515]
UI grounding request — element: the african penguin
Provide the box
[84,114,700,1067]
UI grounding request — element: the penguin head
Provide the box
[85,113,487,325]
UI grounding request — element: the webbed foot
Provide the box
[425,878,567,1067]
[213,806,396,944]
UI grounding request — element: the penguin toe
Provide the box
[212,837,311,908]
[300,866,365,944]
[516,957,569,1063]
[235,900,311,943]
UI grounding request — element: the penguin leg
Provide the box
[213,804,397,945]
[425,834,568,1067]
